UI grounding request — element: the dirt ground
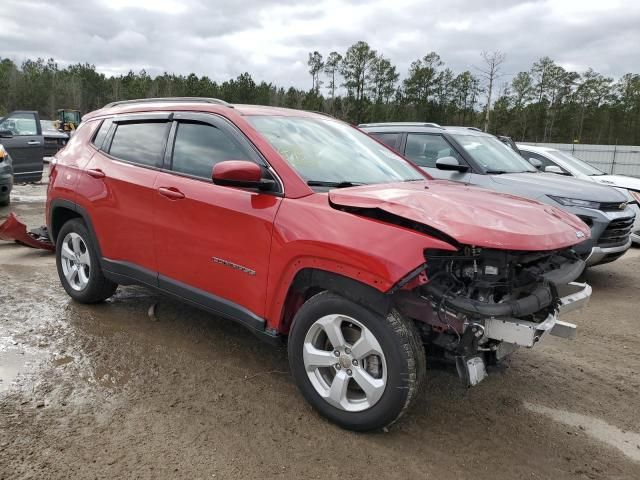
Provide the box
[1,175,640,480]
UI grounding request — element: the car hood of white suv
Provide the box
[591,174,640,192]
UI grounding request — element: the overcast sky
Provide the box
[2,0,638,90]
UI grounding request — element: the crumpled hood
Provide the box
[490,172,628,202]
[329,180,591,251]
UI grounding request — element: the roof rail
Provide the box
[103,97,232,109]
[442,125,484,132]
[358,122,443,129]
[311,110,337,119]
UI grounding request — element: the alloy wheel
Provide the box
[60,232,91,291]
[303,314,387,412]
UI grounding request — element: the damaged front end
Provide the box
[395,246,591,386]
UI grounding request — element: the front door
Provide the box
[404,133,471,183]
[153,113,282,321]
[0,111,44,182]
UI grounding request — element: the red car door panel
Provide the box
[153,115,281,319]
[84,152,159,272]
[80,117,171,275]
[153,172,280,317]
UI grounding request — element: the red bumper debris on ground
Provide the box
[0,213,54,251]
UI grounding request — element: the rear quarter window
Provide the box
[92,118,113,150]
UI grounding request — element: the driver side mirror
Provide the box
[212,160,275,191]
[544,165,566,175]
[435,156,469,172]
[0,129,13,138]
[528,157,542,169]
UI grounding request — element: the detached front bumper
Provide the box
[0,212,54,250]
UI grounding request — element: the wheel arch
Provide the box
[49,199,103,259]
[275,267,394,335]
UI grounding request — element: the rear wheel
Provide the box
[0,195,9,207]
[288,291,426,431]
[56,219,117,303]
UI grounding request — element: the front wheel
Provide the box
[288,291,426,431]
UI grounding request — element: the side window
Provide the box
[525,151,568,173]
[108,121,169,167]
[0,112,38,136]
[370,132,400,149]
[92,118,113,149]
[171,122,251,179]
[405,134,463,168]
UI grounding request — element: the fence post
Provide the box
[611,143,617,174]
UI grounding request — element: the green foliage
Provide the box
[2,46,640,144]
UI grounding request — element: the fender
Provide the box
[263,194,457,331]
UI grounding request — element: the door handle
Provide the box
[158,187,185,200]
[86,168,106,179]
[27,140,41,145]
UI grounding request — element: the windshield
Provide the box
[549,150,606,176]
[41,120,56,130]
[450,133,537,174]
[246,115,424,186]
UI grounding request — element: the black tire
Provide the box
[288,291,426,431]
[55,218,117,303]
[0,195,9,207]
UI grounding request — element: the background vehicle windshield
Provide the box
[451,133,537,173]
[41,120,56,131]
[550,150,606,176]
[247,116,424,185]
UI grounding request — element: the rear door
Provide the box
[82,114,171,280]
[152,113,282,321]
[0,111,44,182]
[404,133,471,182]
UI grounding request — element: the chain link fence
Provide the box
[519,143,640,178]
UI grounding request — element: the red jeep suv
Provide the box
[47,98,592,431]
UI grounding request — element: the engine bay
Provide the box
[395,245,588,385]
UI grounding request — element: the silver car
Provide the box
[359,123,636,266]
[518,144,640,245]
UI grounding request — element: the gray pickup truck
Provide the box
[0,111,45,176]
[360,123,635,266]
